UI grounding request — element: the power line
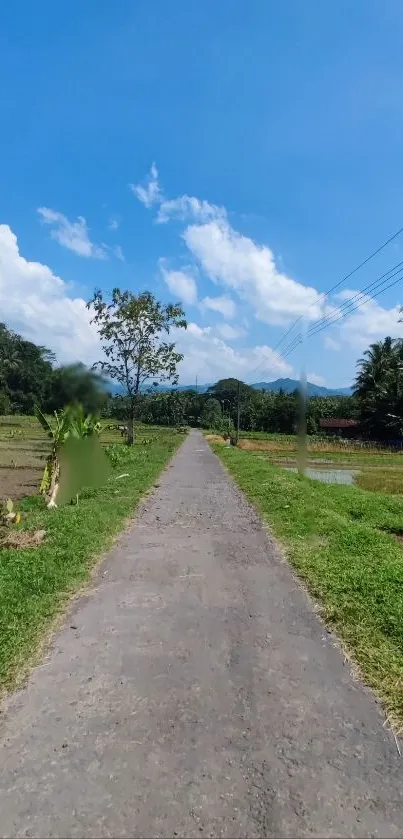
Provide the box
[253,261,403,377]
[247,224,403,383]
[269,223,403,353]
[307,269,403,340]
[306,258,403,337]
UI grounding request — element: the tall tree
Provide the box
[0,322,54,413]
[354,337,403,438]
[88,288,187,444]
[200,397,222,429]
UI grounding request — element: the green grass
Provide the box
[0,427,183,692]
[213,444,403,731]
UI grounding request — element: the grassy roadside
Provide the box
[0,428,182,693]
[213,444,403,731]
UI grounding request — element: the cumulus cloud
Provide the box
[37,207,107,259]
[339,296,403,349]
[217,323,246,340]
[108,217,120,231]
[130,162,161,208]
[129,165,403,376]
[1,222,294,385]
[201,294,237,319]
[307,372,326,386]
[174,321,293,383]
[159,262,198,305]
[157,195,225,225]
[184,218,324,326]
[0,224,101,364]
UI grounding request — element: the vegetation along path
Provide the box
[0,430,402,838]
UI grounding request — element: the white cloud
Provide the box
[0,224,101,365]
[132,166,403,379]
[217,323,246,340]
[130,162,161,208]
[201,294,237,319]
[324,335,340,351]
[114,245,125,262]
[339,297,403,349]
[174,321,293,383]
[37,207,107,259]
[183,218,324,326]
[159,263,198,305]
[108,217,120,231]
[307,372,326,386]
[133,165,327,327]
[0,223,295,385]
[134,165,325,325]
[131,162,225,226]
[157,195,225,225]
[187,322,212,338]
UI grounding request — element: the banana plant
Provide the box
[68,405,102,438]
[35,405,101,508]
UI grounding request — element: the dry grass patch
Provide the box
[238,438,296,452]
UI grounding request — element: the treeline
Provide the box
[0,322,353,433]
[2,321,402,439]
[106,379,356,435]
[0,323,108,416]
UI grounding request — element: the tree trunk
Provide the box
[127,416,134,446]
[126,398,135,446]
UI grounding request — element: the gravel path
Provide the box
[0,430,402,838]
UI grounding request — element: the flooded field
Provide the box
[283,465,360,485]
[235,434,403,496]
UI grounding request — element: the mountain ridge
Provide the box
[108,378,352,397]
[251,378,352,396]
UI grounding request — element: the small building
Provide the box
[319,418,361,438]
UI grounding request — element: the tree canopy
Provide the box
[5,315,403,444]
[354,337,403,438]
[87,288,187,443]
[0,323,108,416]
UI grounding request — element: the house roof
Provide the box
[319,418,360,428]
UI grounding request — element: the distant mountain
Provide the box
[252,378,352,397]
[107,382,211,395]
[107,378,352,398]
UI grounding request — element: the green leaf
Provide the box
[35,406,55,439]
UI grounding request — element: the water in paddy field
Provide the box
[284,466,360,485]
[295,362,360,485]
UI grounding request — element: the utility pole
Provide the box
[236,379,241,444]
[297,317,308,476]
[195,374,198,393]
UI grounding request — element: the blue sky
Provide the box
[2,1,403,386]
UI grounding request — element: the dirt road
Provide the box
[0,431,401,838]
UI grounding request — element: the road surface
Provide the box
[0,431,401,838]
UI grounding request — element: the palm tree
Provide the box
[0,323,20,387]
[355,337,403,438]
[354,336,396,398]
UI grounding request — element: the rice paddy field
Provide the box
[0,415,157,502]
[206,432,403,496]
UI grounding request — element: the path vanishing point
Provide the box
[0,431,402,838]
